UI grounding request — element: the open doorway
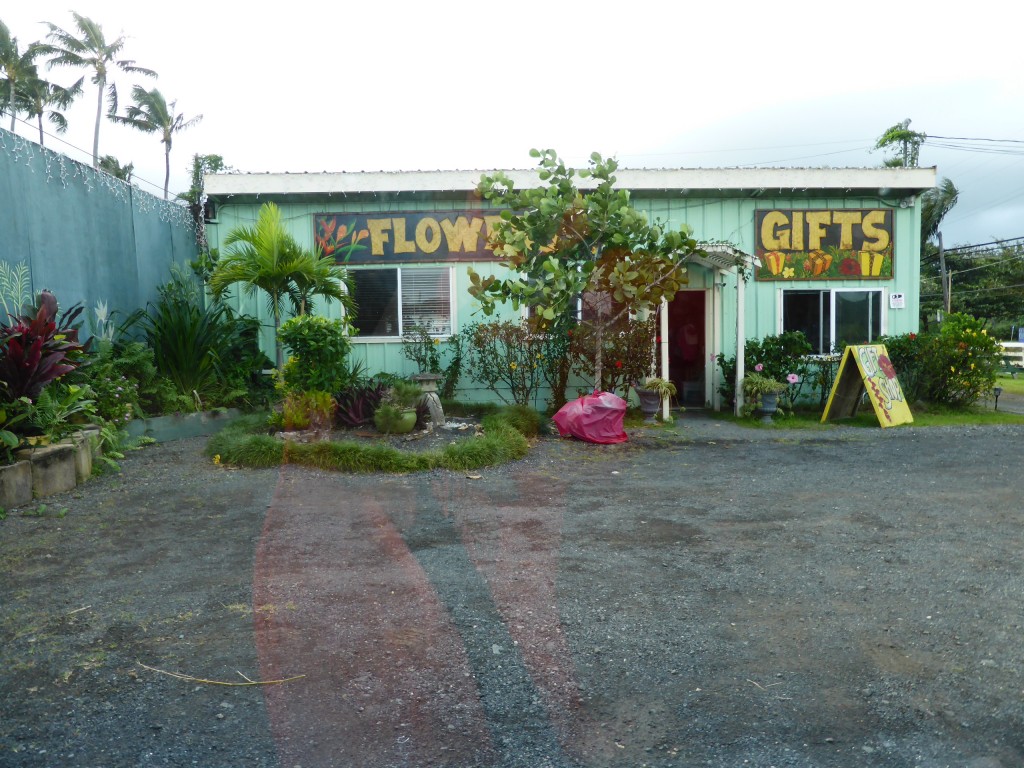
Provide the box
[668,290,706,408]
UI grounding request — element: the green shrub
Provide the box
[463,320,547,406]
[717,331,813,409]
[134,273,269,411]
[441,422,529,469]
[881,314,1000,407]
[401,325,464,399]
[280,390,335,431]
[488,404,543,437]
[279,315,352,393]
[569,314,658,398]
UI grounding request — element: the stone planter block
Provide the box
[0,460,33,509]
[59,432,93,483]
[14,443,77,499]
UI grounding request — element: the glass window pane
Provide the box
[351,269,399,337]
[401,268,451,336]
[835,291,880,348]
[783,290,829,354]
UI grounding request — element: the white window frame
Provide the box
[349,265,456,341]
[779,287,886,354]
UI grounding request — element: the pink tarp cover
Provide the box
[552,391,628,444]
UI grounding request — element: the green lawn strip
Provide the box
[205,413,530,473]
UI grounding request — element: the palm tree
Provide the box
[38,12,156,167]
[921,177,960,250]
[18,71,83,146]
[0,20,40,133]
[209,202,351,367]
[97,154,133,182]
[110,86,201,199]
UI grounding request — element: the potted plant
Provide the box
[373,380,423,435]
[742,372,787,423]
[633,377,677,422]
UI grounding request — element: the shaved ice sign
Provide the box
[822,344,913,427]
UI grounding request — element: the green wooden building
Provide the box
[204,165,936,410]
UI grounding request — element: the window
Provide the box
[349,267,452,338]
[782,289,882,354]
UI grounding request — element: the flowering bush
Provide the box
[716,331,813,409]
[880,314,999,407]
[463,320,546,406]
[569,314,658,397]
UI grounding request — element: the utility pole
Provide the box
[938,231,951,313]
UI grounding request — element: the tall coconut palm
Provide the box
[38,12,156,167]
[18,71,83,146]
[209,202,350,367]
[110,85,201,199]
[921,177,960,250]
[0,20,40,132]
[97,154,133,182]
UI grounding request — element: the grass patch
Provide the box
[995,374,1024,396]
[710,403,1024,429]
[206,409,531,473]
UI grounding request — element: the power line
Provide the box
[929,135,1024,144]
[6,113,179,200]
[921,281,1024,299]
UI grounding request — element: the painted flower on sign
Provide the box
[839,258,860,276]
[878,355,897,380]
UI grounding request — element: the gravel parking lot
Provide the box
[1,415,1022,767]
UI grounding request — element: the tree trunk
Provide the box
[593,321,604,394]
[163,143,170,200]
[273,298,284,369]
[92,80,103,168]
[7,81,15,132]
[37,115,44,145]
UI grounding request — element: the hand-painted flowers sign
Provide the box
[755,209,894,281]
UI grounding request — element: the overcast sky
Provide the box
[4,0,1022,248]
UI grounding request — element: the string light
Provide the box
[0,127,196,232]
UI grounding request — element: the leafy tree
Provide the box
[209,202,351,367]
[110,85,201,199]
[921,242,1024,330]
[38,12,156,167]
[17,70,82,146]
[471,149,705,388]
[97,154,133,182]
[178,153,230,220]
[0,20,40,132]
[874,118,926,168]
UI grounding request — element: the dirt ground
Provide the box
[1,412,1022,768]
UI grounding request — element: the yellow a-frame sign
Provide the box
[821,344,914,427]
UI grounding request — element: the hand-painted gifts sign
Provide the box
[755,209,894,281]
[821,344,913,427]
[315,211,504,264]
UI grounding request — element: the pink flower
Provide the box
[787,373,799,384]
[754,363,764,372]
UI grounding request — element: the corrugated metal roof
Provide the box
[204,166,937,198]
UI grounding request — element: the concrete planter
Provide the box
[0,460,33,509]
[58,431,94,483]
[126,409,240,443]
[13,443,77,499]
